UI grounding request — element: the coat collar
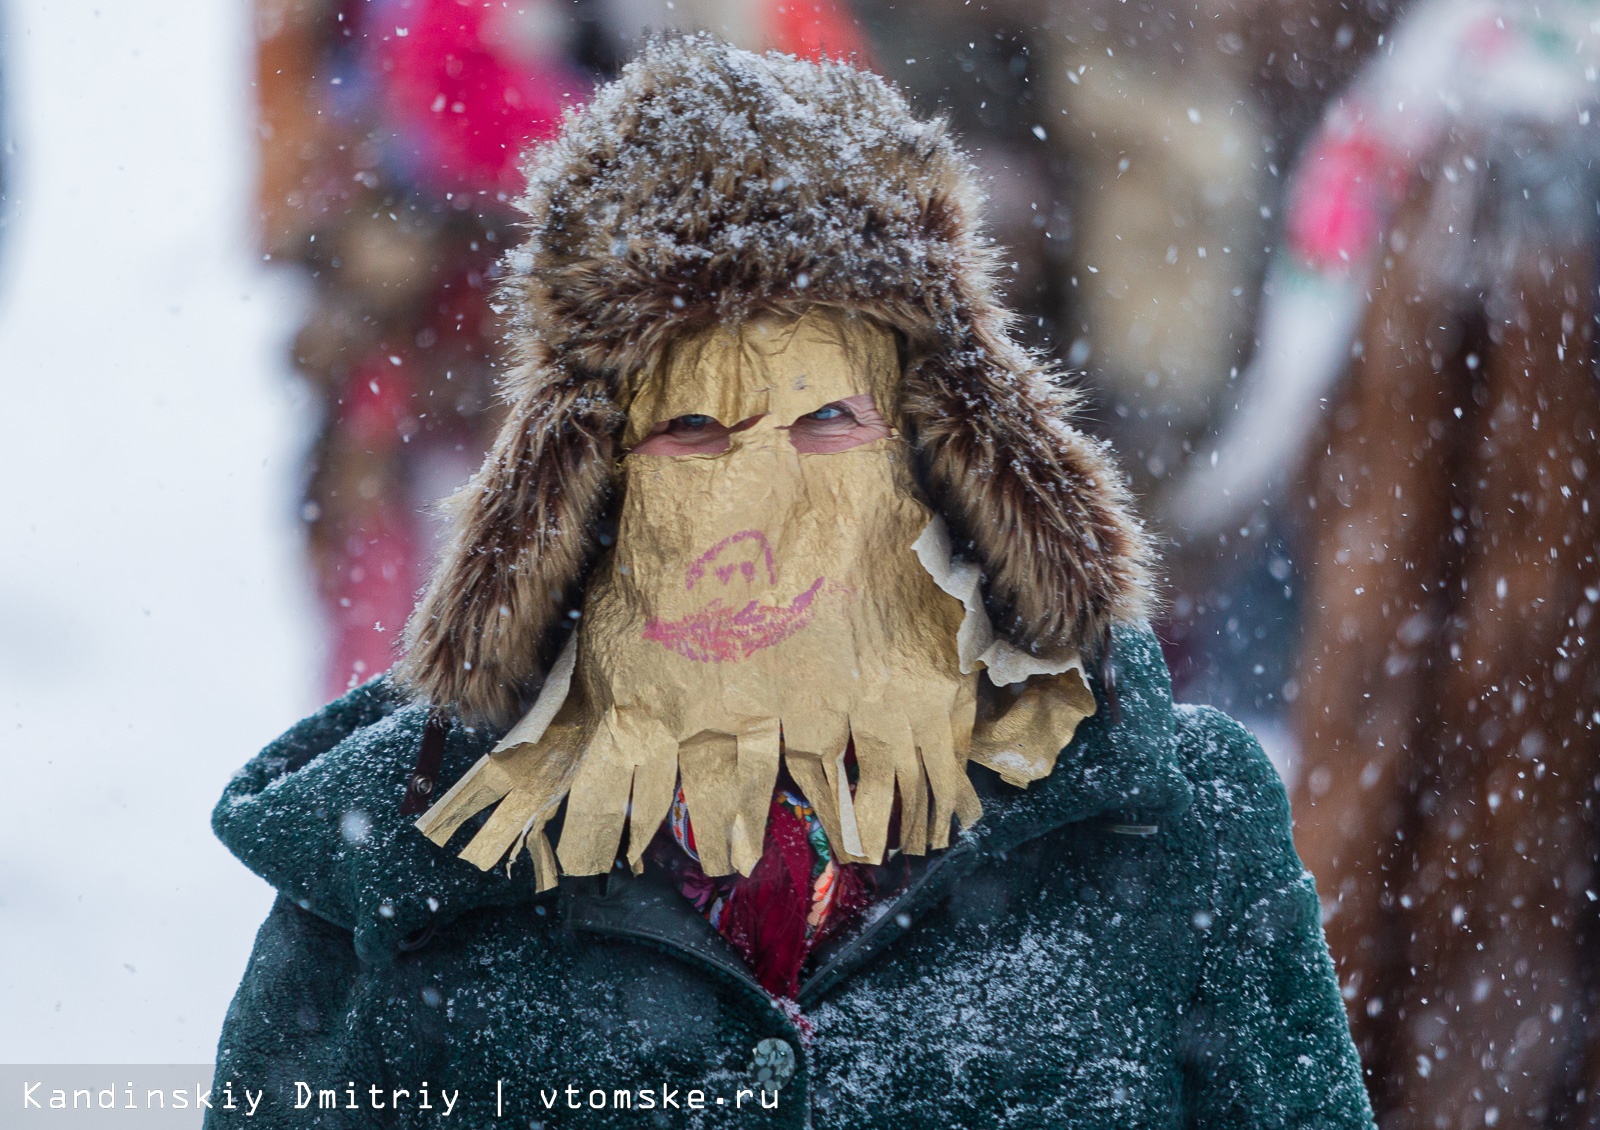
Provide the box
[215,625,1188,980]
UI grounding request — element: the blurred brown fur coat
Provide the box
[1291,135,1600,1129]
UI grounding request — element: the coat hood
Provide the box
[397,34,1154,729]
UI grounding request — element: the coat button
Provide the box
[748,1037,795,1093]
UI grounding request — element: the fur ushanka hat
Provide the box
[399,35,1155,730]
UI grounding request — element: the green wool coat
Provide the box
[206,627,1375,1128]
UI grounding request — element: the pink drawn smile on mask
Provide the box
[642,530,829,662]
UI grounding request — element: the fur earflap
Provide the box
[399,34,1155,728]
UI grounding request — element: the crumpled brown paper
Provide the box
[417,311,1095,891]
[913,516,1097,786]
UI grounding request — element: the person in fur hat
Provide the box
[206,36,1372,1128]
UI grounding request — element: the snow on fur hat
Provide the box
[398,34,1155,729]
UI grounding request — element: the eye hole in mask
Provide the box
[631,392,891,456]
[630,413,742,455]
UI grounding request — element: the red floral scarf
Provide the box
[650,766,907,1000]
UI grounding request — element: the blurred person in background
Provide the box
[255,0,865,700]
[1031,0,1401,718]
[852,0,1401,718]
[1181,2,1600,1124]
[853,0,1396,478]
[255,0,602,698]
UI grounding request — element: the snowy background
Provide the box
[0,1,321,1062]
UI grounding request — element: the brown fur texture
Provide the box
[1289,135,1600,1128]
[399,35,1154,728]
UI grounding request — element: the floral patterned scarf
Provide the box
[650,754,909,1000]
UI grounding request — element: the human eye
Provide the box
[785,393,886,454]
[669,413,717,432]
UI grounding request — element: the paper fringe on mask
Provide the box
[416,519,1096,891]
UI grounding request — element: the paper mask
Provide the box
[418,311,1095,890]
